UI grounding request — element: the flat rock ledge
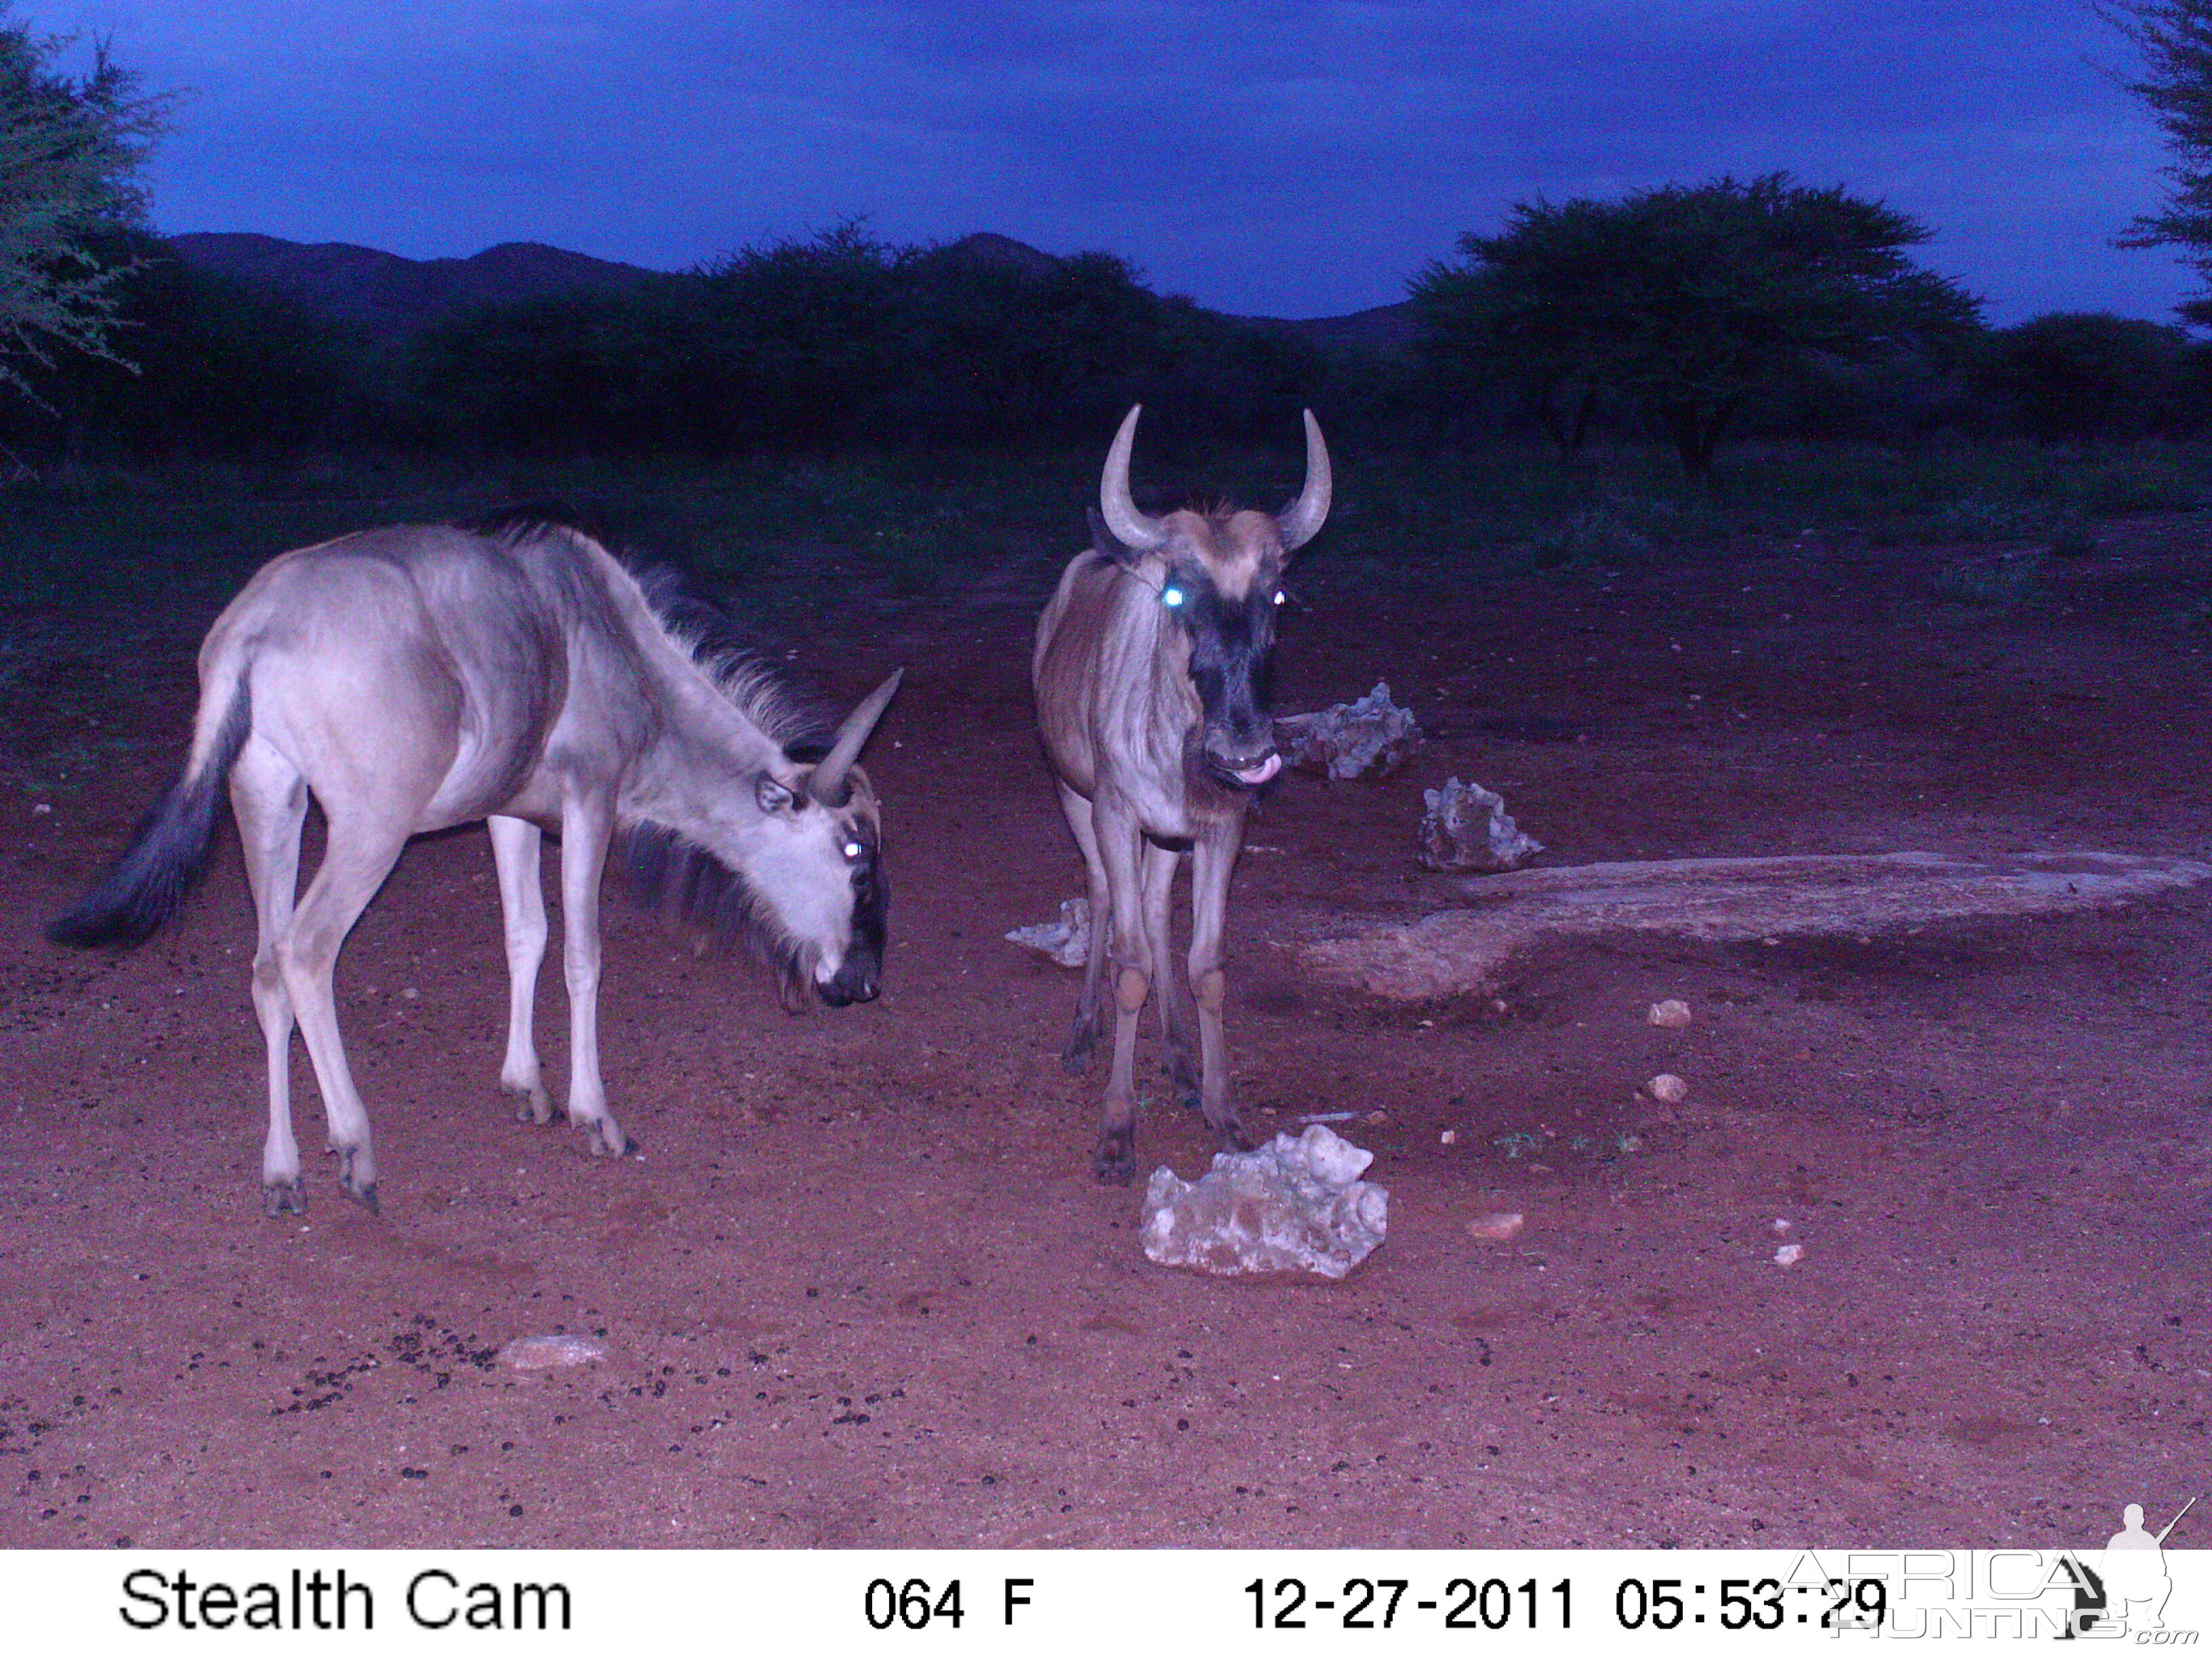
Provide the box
[1295,850,2212,1002]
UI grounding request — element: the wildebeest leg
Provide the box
[558,789,633,1158]
[1094,801,1151,1184]
[230,737,310,1215]
[487,815,552,1125]
[1141,838,1200,1101]
[280,807,413,1214]
[1187,820,1251,1152]
[1054,781,1114,1073]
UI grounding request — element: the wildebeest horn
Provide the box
[809,668,903,806]
[1276,408,1332,552]
[1099,404,1168,552]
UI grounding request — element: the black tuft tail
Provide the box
[45,686,251,949]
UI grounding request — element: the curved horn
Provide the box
[810,668,903,807]
[1099,404,1168,552]
[1275,408,1332,552]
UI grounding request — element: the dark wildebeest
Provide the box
[1033,404,1331,1181]
[47,514,900,1216]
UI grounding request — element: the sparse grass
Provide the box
[1931,548,2052,609]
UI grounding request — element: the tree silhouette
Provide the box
[1411,173,1980,478]
[0,14,167,398]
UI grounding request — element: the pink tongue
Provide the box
[1234,754,1282,785]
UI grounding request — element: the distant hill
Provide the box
[164,233,662,335]
[1254,301,1417,351]
[163,230,1413,348]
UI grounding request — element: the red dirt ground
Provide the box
[2,518,2207,1550]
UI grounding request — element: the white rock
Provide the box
[1005,897,1091,968]
[1275,682,1425,779]
[1140,1125,1387,1279]
[1647,998,1694,1029]
[1773,1243,1804,1267]
[1645,1073,1690,1104]
[498,1334,609,1370]
[1418,777,1544,872]
[1465,1210,1525,1242]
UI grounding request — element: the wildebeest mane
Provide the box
[468,507,832,1000]
[627,563,830,758]
[620,819,809,1006]
[465,506,829,758]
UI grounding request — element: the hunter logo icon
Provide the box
[2103,1497,2194,1633]
[2063,1496,2197,1637]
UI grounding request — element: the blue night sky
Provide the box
[37,1,2198,325]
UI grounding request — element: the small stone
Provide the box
[498,1334,609,1370]
[1773,1243,1804,1267]
[1647,999,1693,1029]
[1006,897,1092,968]
[1466,1211,1525,1242]
[1771,1217,1793,1233]
[30,802,51,815]
[1439,1129,1458,1145]
[1645,1073,1690,1105]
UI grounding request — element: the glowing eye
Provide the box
[1162,586,1185,608]
[1273,590,1286,606]
[842,841,864,860]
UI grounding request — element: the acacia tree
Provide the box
[0,13,167,398]
[2100,1,2212,322]
[1410,173,1980,478]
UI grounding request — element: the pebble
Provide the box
[1647,999,1694,1029]
[497,1334,608,1370]
[1466,1211,1525,1242]
[1773,1244,1804,1267]
[1645,1073,1689,1104]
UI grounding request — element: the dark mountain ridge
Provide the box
[163,229,1414,347]
[165,232,661,336]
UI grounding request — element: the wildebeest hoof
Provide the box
[586,1122,634,1158]
[1061,1029,1098,1074]
[506,1084,553,1126]
[262,1179,306,1218]
[1217,1120,1253,1153]
[1092,1130,1136,1185]
[344,1181,380,1217]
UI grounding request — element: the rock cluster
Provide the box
[1417,777,1545,872]
[1275,682,1424,780]
[1140,1125,1388,1280]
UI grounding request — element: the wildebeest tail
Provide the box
[45,681,252,949]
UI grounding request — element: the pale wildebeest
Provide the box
[1033,405,1330,1182]
[47,514,900,1216]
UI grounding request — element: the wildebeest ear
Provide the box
[756,775,796,814]
[1087,506,1144,565]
